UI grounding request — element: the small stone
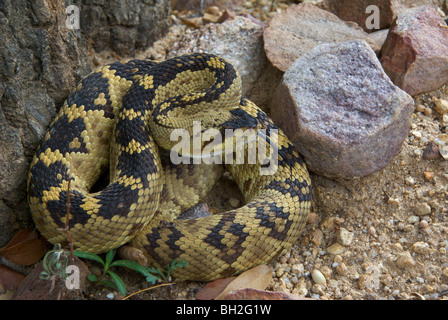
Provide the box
[415,104,426,113]
[442,114,448,126]
[326,243,345,255]
[337,228,354,246]
[442,267,448,278]
[396,251,415,268]
[106,293,114,299]
[229,198,240,208]
[320,266,333,279]
[310,229,323,246]
[434,99,448,115]
[423,171,434,181]
[423,106,432,116]
[271,40,414,178]
[311,269,327,286]
[408,215,420,224]
[412,241,430,254]
[388,197,400,205]
[380,6,448,95]
[206,6,220,15]
[291,264,304,276]
[405,176,415,185]
[307,212,319,224]
[368,226,377,236]
[419,220,429,228]
[414,202,432,216]
[422,141,442,160]
[411,130,422,139]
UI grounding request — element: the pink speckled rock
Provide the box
[271,40,414,178]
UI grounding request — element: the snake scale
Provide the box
[27,53,311,281]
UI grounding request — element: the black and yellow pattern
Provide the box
[27,53,311,281]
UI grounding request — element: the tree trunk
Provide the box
[0,0,170,247]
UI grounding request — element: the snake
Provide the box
[27,53,311,281]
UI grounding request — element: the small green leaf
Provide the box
[87,274,98,282]
[145,274,159,285]
[73,250,105,266]
[146,266,165,278]
[100,279,118,291]
[105,249,116,268]
[171,259,188,269]
[109,260,149,276]
[107,270,127,296]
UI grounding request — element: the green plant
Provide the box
[145,258,189,283]
[73,249,188,296]
[40,243,70,281]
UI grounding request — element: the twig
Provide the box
[64,177,74,260]
[58,166,74,262]
[440,24,448,29]
[121,283,175,300]
[0,256,29,275]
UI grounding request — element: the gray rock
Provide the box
[271,40,414,178]
[169,16,279,111]
[0,0,91,247]
[74,0,171,56]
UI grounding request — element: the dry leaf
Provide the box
[215,265,272,300]
[225,288,313,300]
[195,276,236,300]
[0,265,25,290]
[0,229,47,265]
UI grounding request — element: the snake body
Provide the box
[27,53,311,281]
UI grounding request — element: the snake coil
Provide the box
[28,53,311,281]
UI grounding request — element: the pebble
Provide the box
[291,264,304,276]
[271,40,414,178]
[407,215,420,224]
[405,176,415,185]
[395,251,415,268]
[106,293,114,300]
[368,226,377,237]
[434,99,448,115]
[414,202,432,216]
[326,243,345,255]
[423,171,434,181]
[411,130,422,139]
[412,241,430,254]
[422,141,442,160]
[337,228,354,246]
[229,197,240,208]
[310,229,323,246]
[311,269,327,286]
